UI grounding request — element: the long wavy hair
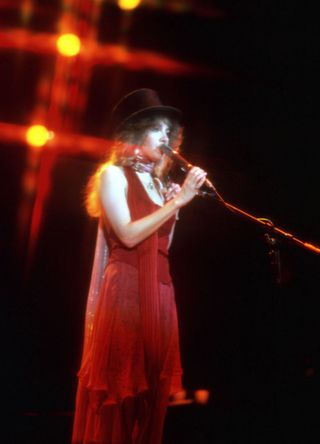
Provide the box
[85,114,183,218]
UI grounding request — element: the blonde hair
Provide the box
[85,115,183,218]
[85,162,111,218]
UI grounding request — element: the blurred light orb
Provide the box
[194,389,210,405]
[118,0,141,10]
[26,125,53,148]
[56,33,81,57]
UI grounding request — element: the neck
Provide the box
[130,159,155,174]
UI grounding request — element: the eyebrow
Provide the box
[159,120,170,129]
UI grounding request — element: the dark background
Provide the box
[1,1,319,443]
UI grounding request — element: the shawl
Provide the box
[79,166,162,387]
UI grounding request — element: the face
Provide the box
[140,119,170,162]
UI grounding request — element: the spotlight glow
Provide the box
[194,389,210,405]
[26,125,53,148]
[56,33,81,57]
[118,0,141,10]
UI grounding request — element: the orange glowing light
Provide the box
[25,125,53,148]
[56,33,81,57]
[21,0,33,25]
[194,389,210,405]
[118,0,141,10]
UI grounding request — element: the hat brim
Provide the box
[114,105,181,134]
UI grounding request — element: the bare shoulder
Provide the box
[100,164,127,188]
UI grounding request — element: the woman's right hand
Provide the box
[175,166,207,207]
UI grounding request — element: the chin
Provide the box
[146,154,160,163]
[153,149,163,160]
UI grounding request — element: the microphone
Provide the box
[159,144,217,196]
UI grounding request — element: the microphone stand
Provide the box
[161,142,319,283]
[262,221,282,286]
[200,181,320,287]
[201,178,319,428]
[164,147,320,257]
[164,146,319,431]
[212,197,320,257]
[215,198,320,292]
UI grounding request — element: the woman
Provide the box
[72,89,207,444]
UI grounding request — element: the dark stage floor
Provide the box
[7,386,320,444]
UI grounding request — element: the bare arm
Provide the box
[99,164,206,248]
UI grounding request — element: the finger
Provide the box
[195,173,207,189]
[172,184,181,194]
[167,184,179,194]
[186,170,202,186]
[187,167,201,178]
[196,172,207,182]
[172,186,181,196]
[195,173,206,184]
[189,168,206,181]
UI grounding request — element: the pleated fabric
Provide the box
[72,167,183,444]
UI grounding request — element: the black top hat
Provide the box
[109,88,181,135]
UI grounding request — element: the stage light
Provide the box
[118,0,142,10]
[56,33,81,57]
[194,389,210,405]
[21,0,33,25]
[25,125,53,148]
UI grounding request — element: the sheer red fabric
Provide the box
[72,168,183,444]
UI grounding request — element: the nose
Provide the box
[160,131,169,145]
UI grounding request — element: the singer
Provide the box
[72,88,207,444]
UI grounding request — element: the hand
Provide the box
[175,167,207,207]
[163,183,181,202]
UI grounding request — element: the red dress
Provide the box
[72,167,183,444]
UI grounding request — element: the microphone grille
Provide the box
[159,144,173,157]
